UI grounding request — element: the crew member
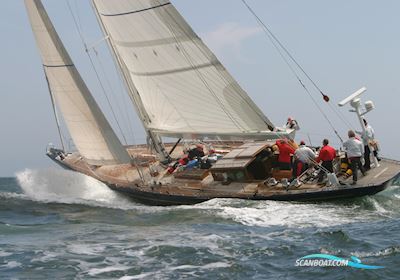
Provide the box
[316,139,336,183]
[343,130,366,185]
[188,144,205,160]
[362,119,380,170]
[275,139,295,170]
[293,140,316,177]
[286,117,300,131]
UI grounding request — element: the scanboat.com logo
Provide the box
[295,254,384,270]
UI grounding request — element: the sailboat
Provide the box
[24,0,400,205]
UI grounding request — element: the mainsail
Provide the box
[92,0,278,140]
[25,0,131,165]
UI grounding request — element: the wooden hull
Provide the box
[47,148,400,206]
[105,180,392,206]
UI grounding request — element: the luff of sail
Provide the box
[25,0,131,165]
[92,0,279,140]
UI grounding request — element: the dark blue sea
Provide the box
[0,168,399,279]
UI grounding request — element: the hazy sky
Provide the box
[1,0,399,177]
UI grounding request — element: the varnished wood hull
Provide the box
[47,149,400,206]
[105,180,393,206]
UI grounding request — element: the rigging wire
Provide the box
[240,0,343,142]
[66,0,129,145]
[91,46,137,145]
[89,0,150,181]
[327,102,355,130]
[240,0,330,102]
[240,0,356,141]
[43,66,66,151]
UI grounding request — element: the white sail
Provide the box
[92,0,277,139]
[25,0,131,165]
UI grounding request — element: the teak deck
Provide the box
[49,142,400,206]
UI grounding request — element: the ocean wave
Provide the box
[0,192,29,200]
[352,246,400,258]
[185,195,400,228]
[88,265,131,277]
[1,261,21,269]
[182,198,361,228]
[15,168,146,210]
[0,250,12,258]
[12,168,400,229]
[354,186,400,216]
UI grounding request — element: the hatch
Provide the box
[211,142,276,182]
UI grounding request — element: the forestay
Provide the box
[92,0,277,139]
[25,0,131,165]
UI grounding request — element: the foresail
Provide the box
[25,0,131,165]
[92,0,275,139]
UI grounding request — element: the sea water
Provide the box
[0,168,399,279]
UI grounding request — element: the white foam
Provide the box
[67,244,107,256]
[88,265,131,276]
[189,199,371,228]
[352,246,400,258]
[30,251,59,263]
[167,262,231,271]
[0,251,12,257]
[119,273,154,280]
[15,168,138,210]
[2,261,21,269]
[13,168,400,224]
[0,192,29,200]
[198,262,231,269]
[116,262,231,280]
[365,197,389,214]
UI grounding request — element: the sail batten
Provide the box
[93,0,276,138]
[25,0,131,165]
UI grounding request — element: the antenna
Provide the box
[338,87,367,107]
[338,86,380,168]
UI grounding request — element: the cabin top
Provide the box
[212,142,272,170]
[211,141,277,182]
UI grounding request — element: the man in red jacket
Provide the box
[276,139,295,170]
[316,139,336,183]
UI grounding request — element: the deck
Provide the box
[50,143,400,205]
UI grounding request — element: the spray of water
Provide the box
[15,168,135,209]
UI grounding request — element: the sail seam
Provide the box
[43,64,74,68]
[129,61,217,77]
[114,35,189,48]
[100,2,171,17]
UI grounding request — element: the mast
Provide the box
[91,0,171,161]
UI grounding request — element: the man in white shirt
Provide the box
[362,119,380,170]
[343,130,366,185]
[293,140,316,178]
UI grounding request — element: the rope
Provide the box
[240,0,329,101]
[66,0,129,145]
[240,0,352,143]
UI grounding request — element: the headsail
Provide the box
[92,0,278,140]
[25,0,131,165]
